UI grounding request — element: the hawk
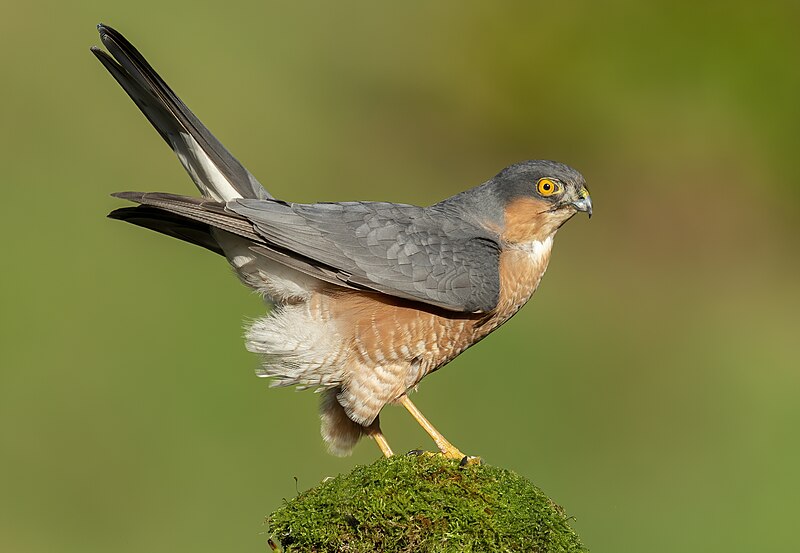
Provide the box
[92,25,592,458]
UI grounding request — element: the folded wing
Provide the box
[230,199,501,312]
[112,194,501,313]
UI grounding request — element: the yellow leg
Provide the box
[365,419,394,458]
[399,395,465,459]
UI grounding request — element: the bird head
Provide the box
[433,160,591,244]
[496,160,591,215]
[483,160,591,244]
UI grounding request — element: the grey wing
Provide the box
[229,199,501,313]
[91,24,270,202]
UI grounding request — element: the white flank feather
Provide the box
[246,303,345,389]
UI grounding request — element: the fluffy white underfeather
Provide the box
[247,303,345,389]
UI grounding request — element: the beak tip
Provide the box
[571,196,593,218]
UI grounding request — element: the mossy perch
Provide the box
[267,454,587,552]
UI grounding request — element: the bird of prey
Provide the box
[92,24,592,459]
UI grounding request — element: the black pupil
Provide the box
[543,183,551,190]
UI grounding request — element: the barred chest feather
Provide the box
[489,235,554,328]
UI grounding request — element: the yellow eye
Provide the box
[537,178,561,196]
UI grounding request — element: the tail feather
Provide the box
[108,206,224,255]
[92,24,271,202]
[109,191,263,242]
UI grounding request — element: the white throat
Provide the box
[510,235,554,262]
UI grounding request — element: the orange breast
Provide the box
[322,237,553,389]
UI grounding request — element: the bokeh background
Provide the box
[2,1,798,552]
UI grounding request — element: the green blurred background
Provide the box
[2,1,798,551]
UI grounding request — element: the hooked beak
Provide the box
[571,187,592,218]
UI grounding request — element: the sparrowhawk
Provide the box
[92,25,592,459]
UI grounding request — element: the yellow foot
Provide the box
[406,449,482,466]
[458,455,483,467]
[438,442,466,460]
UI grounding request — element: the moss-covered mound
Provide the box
[268,453,587,552]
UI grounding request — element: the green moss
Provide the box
[268,454,587,552]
